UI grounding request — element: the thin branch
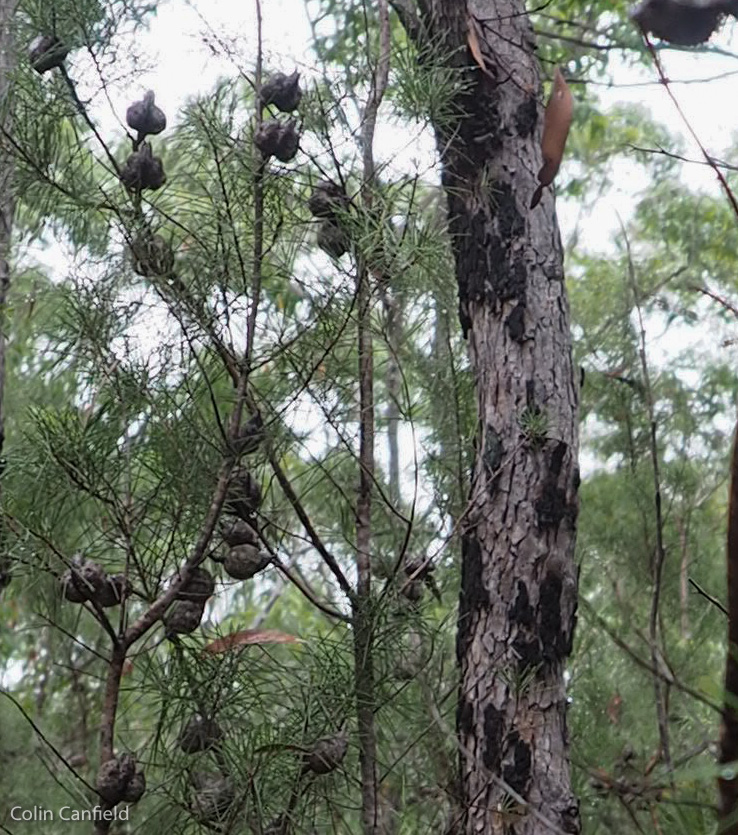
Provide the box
[691,285,738,319]
[689,577,728,616]
[267,450,353,598]
[620,218,673,780]
[642,33,738,223]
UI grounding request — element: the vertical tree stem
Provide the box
[353,2,390,831]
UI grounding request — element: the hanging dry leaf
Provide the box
[466,16,487,74]
[531,68,574,209]
[203,629,301,655]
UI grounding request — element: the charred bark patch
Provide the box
[512,582,542,669]
[486,182,527,304]
[539,569,568,662]
[514,95,538,138]
[506,302,526,342]
[493,181,525,242]
[457,531,487,659]
[502,730,532,796]
[550,440,567,476]
[461,531,485,606]
[512,635,542,669]
[483,703,504,772]
[443,171,528,336]
[509,580,533,626]
[536,441,574,530]
[443,188,486,337]
[457,696,474,738]
[535,484,567,529]
[478,230,527,303]
[526,379,536,408]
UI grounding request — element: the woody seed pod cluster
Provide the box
[190,771,235,823]
[163,566,215,639]
[302,729,348,775]
[61,558,129,608]
[96,753,146,805]
[309,181,352,260]
[29,35,70,74]
[178,713,223,754]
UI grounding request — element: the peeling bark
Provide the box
[397,1,580,831]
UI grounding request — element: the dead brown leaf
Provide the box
[203,629,301,655]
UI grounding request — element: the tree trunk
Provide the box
[397,2,580,831]
[0,0,15,593]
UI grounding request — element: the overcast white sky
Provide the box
[79,1,738,252]
[33,1,738,475]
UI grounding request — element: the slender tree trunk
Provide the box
[719,421,738,833]
[0,0,15,593]
[385,290,402,503]
[353,3,390,831]
[395,2,580,832]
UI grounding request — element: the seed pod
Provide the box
[191,772,235,823]
[260,71,302,113]
[631,0,731,45]
[231,412,264,457]
[223,545,269,581]
[94,574,129,608]
[179,714,223,754]
[404,558,441,603]
[317,219,350,259]
[274,119,300,162]
[224,469,262,522]
[61,558,107,603]
[120,142,166,192]
[164,600,205,638]
[61,573,87,603]
[130,233,174,277]
[175,567,215,604]
[122,769,146,803]
[220,518,259,547]
[308,180,350,219]
[254,119,300,162]
[303,729,348,775]
[253,120,281,157]
[126,90,167,139]
[29,35,69,74]
[96,753,136,805]
[401,578,424,603]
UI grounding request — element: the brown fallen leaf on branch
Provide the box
[203,628,301,655]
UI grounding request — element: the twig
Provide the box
[691,285,738,319]
[689,577,728,616]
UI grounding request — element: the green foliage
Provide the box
[2,0,738,833]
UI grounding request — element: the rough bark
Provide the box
[397,1,580,832]
[0,0,15,592]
